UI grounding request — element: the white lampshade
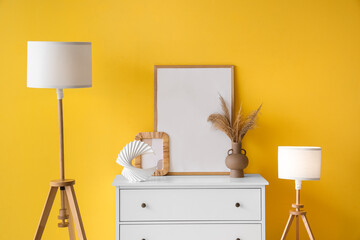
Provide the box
[27,41,92,89]
[278,146,321,180]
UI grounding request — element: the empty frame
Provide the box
[134,132,170,176]
[155,65,234,175]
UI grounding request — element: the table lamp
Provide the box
[278,146,321,240]
[27,41,91,240]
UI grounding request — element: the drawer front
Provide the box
[120,224,261,240]
[120,189,261,221]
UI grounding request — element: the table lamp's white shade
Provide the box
[278,146,321,181]
[27,41,92,89]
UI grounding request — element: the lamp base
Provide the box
[34,179,87,240]
[280,189,315,240]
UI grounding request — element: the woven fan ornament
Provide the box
[116,140,157,182]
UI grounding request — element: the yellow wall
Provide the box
[0,0,359,239]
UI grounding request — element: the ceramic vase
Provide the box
[225,142,248,178]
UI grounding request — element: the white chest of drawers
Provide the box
[113,174,268,240]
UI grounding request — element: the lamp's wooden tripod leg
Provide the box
[296,215,299,240]
[34,187,58,240]
[301,215,315,240]
[65,185,87,240]
[65,192,76,240]
[281,214,295,240]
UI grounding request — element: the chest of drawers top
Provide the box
[112,174,269,189]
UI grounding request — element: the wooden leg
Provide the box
[65,192,76,240]
[296,215,299,240]
[281,214,295,240]
[65,185,87,240]
[34,186,58,240]
[301,215,315,240]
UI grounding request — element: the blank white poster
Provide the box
[156,66,233,173]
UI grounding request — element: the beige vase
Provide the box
[225,142,249,178]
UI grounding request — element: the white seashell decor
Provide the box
[116,140,157,182]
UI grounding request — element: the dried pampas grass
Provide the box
[207,95,261,144]
[207,114,233,140]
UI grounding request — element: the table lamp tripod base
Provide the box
[281,180,315,240]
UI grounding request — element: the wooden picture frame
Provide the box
[155,65,234,175]
[134,132,169,176]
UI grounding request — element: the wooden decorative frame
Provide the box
[155,65,234,175]
[134,132,169,176]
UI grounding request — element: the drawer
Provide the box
[120,224,261,240]
[119,189,261,221]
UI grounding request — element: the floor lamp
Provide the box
[278,146,322,240]
[27,41,92,240]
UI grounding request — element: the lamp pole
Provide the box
[57,89,69,228]
[57,89,65,180]
[295,180,301,240]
